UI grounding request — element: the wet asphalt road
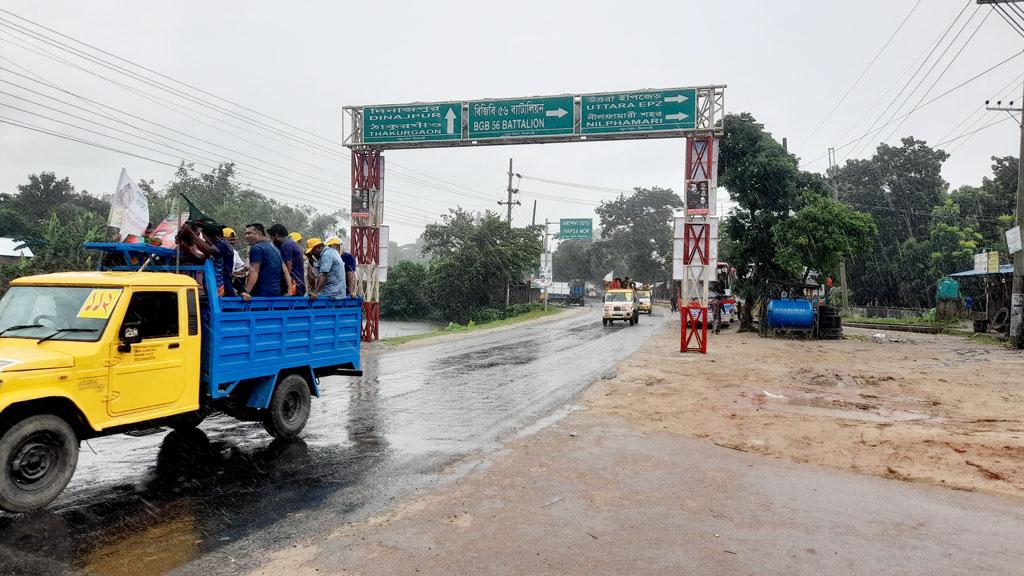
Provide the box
[0,304,663,576]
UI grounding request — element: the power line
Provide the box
[0,25,496,207]
[0,10,500,203]
[795,0,923,154]
[934,115,1014,147]
[801,48,1024,168]
[992,3,1024,37]
[879,7,992,145]
[842,0,974,161]
[851,1,979,159]
[948,77,1024,152]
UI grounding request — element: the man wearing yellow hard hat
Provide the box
[303,237,346,300]
[325,236,357,297]
[222,227,247,287]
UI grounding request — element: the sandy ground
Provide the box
[250,314,1024,575]
[585,320,1024,499]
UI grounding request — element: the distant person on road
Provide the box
[306,238,346,300]
[240,223,287,300]
[268,223,306,296]
[670,292,678,313]
[709,296,722,334]
[325,236,358,296]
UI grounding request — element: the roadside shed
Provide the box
[950,264,1013,333]
[0,238,33,264]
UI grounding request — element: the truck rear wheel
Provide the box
[263,374,311,438]
[0,414,79,513]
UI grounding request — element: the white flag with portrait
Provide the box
[108,168,149,240]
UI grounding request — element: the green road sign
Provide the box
[559,218,593,239]
[580,89,696,135]
[468,96,574,140]
[362,103,463,144]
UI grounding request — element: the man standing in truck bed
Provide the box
[241,223,287,300]
[306,238,346,300]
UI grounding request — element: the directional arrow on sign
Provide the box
[665,112,689,121]
[445,108,457,134]
[545,108,568,118]
[664,94,689,104]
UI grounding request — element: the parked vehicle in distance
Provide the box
[0,243,362,512]
[544,280,586,307]
[602,289,639,326]
[636,289,653,314]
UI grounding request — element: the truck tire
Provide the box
[263,374,311,438]
[0,414,79,513]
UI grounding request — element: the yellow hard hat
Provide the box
[325,236,342,247]
[222,227,236,237]
[289,232,302,243]
[304,237,323,255]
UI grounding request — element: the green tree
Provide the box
[720,113,805,330]
[422,208,542,323]
[380,260,433,320]
[594,186,682,283]
[156,163,348,247]
[773,193,878,283]
[835,138,953,307]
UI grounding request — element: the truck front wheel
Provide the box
[0,414,79,513]
[263,374,311,438]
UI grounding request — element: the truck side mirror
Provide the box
[118,322,142,353]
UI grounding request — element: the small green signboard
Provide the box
[559,218,593,239]
[580,89,696,135]
[362,103,462,144]
[468,96,574,140]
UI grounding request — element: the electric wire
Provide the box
[842,0,974,161]
[795,0,923,154]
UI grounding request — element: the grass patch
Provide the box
[843,315,956,327]
[383,306,565,346]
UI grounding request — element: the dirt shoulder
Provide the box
[585,322,1024,498]
[250,316,1024,575]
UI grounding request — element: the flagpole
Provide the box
[174,194,180,272]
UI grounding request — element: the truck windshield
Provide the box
[605,292,629,303]
[0,286,120,342]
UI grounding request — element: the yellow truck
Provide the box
[602,289,639,326]
[0,243,361,512]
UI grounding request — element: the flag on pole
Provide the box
[108,168,149,241]
[179,193,213,224]
[603,271,614,282]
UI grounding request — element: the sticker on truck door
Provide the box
[77,289,122,319]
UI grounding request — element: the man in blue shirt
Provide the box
[268,223,306,295]
[305,238,346,300]
[241,223,288,300]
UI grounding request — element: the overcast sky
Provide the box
[0,0,1021,244]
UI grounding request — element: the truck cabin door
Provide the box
[107,289,186,416]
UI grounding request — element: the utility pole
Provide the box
[498,158,521,225]
[531,199,537,227]
[828,147,850,315]
[986,89,1024,347]
[542,219,552,311]
[499,158,521,306]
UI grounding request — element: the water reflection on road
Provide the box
[0,306,665,575]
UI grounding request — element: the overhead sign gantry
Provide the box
[343,85,725,348]
[344,85,724,148]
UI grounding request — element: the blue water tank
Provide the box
[767,298,815,329]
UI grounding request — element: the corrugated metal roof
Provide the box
[0,237,33,258]
[949,264,1014,277]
